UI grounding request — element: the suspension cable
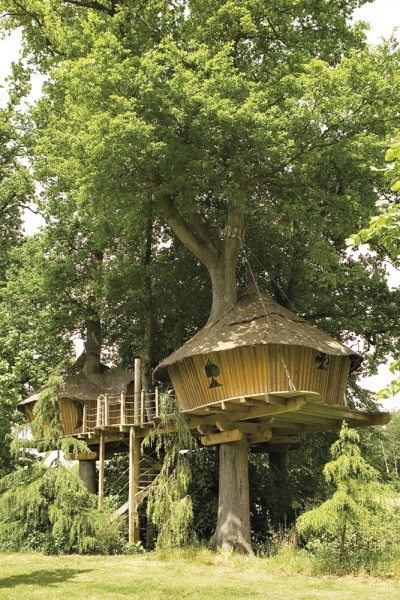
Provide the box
[241,241,296,392]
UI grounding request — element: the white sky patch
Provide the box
[22,208,45,236]
[353,1,400,43]
[360,362,400,411]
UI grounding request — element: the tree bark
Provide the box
[210,436,254,555]
[84,317,102,375]
[208,241,240,324]
[78,459,97,494]
[142,207,154,399]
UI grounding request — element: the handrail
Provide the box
[84,388,160,434]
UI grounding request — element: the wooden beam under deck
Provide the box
[248,433,300,445]
[185,396,310,429]
[201,429,243,446]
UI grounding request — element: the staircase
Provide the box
[113,449,162,517]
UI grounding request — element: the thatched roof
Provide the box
[153,291,362,382]
[19,355,134,407]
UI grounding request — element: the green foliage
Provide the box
[346,132,399,260]
[346,132,400,405]
[0,102,38,475]
[0,461,124,554]
[3,0,399,344]
[143,393,197,549]
[32,372,64,443]
[123,540,145,555]
[188,447,218,540]
[296,423,399,573]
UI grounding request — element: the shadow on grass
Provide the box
[0,568,92,589]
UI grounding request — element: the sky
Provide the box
[0,0,399,407]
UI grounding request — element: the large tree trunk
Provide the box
[210,436,254,554]
[84,317,102,375]
[78,459,97,494]
[208,245,239,324]
[142,207,154,397]
[154,183,252,553]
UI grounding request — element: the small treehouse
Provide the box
[18,353,160,540]
[153,290,389,450]
[19,354,159,441]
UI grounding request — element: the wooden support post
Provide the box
[155,387,159,419]
[104,394,110,427]
[134,358,142,426]
[98,430,105,510]
[121,392,126,426]
[96,396,102,428]
[128,427,141,542]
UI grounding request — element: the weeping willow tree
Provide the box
[143,393,198,549]
[0,462,123,554]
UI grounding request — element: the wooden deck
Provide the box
[77,389,390,452]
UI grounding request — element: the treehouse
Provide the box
[18,355,159,542]
[18,355,137,439]
[153,290,389,450]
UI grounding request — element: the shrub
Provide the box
[0,462,125,554]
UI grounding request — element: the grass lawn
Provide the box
[0,551,400,600]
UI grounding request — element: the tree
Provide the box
[296,423,397,571]
[346,132,400,400]
[0,99,37,475]
[0,460,124,554]
[2,0,400,552]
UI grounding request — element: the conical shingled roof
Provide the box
[18,354,134,407]
[153,291,362,382]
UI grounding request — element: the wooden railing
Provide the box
[81,389,160,434]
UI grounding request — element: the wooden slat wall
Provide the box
[61,399,83,434]
[168,345,351,411]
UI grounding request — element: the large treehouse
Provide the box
[153,290,388,450]
[18,291,390,541]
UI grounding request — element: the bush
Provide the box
[0,462,126,555]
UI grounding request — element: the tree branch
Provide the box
[61,0,117,16]
[155,193,219,267]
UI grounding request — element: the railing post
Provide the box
[140,390,144,426]
[82,405,87,434]
[134,358,142,426]
[96,396,102,428]
[155,387,159,419]
[104,394,110,426]
[98,430,105,510]
[121,392,126,426]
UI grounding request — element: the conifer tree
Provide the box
[297,422,396,566]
